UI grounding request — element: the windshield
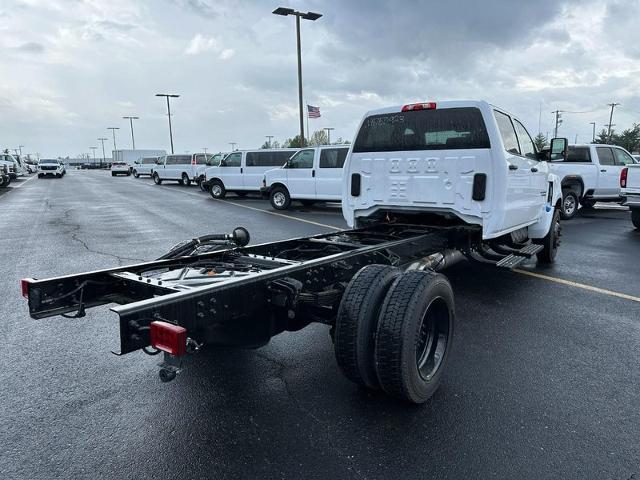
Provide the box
[353,107,491,152]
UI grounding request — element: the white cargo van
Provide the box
[152,153,213,186]
[261,146,349,209]
[132,157,159,178]
[203,149,299,198]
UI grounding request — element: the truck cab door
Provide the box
[285,149,316,199]
[315,148,347,200]
[495,110,540,229]
[594,147,619,196]
[220,152,243,189]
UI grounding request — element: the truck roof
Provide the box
[362,100,494,118]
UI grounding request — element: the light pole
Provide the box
[107,127,120,152]
[156,93,180,154]
[272,7,322,147]
[123,116,139,150]
[229,142,237,151]
[90,146,97,164]
[98,137,108,167]
[590,122,596,143]
[266,135,274,148]
[18,145,24,156]
[324,127,334,145]
[202,147,208,154]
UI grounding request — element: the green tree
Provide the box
[533,133,547,151]
[595,129,612,144]
[308,129,328,146]
[615,124,640,153]
[282,135,305,148]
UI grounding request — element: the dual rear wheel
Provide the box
[334,264,455,404]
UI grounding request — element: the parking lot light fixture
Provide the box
[98,137,108,167]
[590,122,596,143]
[229,142,237,151]
[323,127,334,145]
[272,7,322,147]
[107,127,120,152]
[123,116,139,150]
[156,94,180,154]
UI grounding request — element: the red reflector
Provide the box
[402,102,437,112]
[21,278,33,299]
[150,321,187,356]
[620,167,628,188]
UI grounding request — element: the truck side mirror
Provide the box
[549,138,568,162]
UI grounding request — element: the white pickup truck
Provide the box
[548,144,638,219]
[621,165,640,229]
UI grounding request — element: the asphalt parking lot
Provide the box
[1,170,639,479]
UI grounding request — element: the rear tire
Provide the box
[153,173,162,185]
[133,170,139,178]
[334,265,401,389]
[535,208,561,264]
[560,190,578,220]
[632,208,640,230]
[209,180,226,199]
[374,271,455,404]
[270,186,291,210]
[181,173,191,186]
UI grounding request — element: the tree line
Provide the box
[532,124,640,153]
[260,130,351,149]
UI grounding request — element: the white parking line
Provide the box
[4,174,37,192]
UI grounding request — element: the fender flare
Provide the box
[560,175,585,199]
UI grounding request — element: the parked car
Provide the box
[548,144,638,219]
[0,163,10,187]
[38,159,65,178]
[152,153,213,186]
[111,162,131,176]
[0,155,16,181]
[261,146,349,210]
[203,149,299,198]
[1,153,22,179]
[195,153,227,190]
[621,165,640,229]
[132,157,159,178]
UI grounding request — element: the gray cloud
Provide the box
[15,42,45,54]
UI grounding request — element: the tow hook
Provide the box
[158,337,202,383]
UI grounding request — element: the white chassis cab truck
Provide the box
[20,100,565,405]
[547,144,638,219]
[621,164,640,229]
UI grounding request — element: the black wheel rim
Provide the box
[415,297,450,381]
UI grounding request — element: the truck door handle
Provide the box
[600,169,607,173]
[530,167,538,172]
[508,164,518,170]
[240,167,243,173]
[312,169,315,177]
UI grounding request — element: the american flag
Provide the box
[307,104,321,118]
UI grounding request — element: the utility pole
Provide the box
[123,116,139,150]
[574,134,578,144]
[156,94,180,154]
[18,145,24,156]
[324,127,334,145]
[107,127,120,151]
[590,122,596,143]
[266,135,274,148]
[551,110,563,138]
[229,142,237,151]
[90,147,97,164]
[606,103,620,143]
[202,147,208,154]
[538,102,542,135]
[98,137,108,167]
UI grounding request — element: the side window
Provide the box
[596,147,615,166]
[224,152,242,167]
[493,110,520,155]
[566,147,592,163]
[319,148,348,168]
[288,150,314,169]
[195,154,206,165]
[166,156,175,165]
[613,148,635,166]
[513,119,537,160]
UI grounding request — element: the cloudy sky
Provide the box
[2,0,640,158]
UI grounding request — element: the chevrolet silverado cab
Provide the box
[20,100,567,406]
[344,100,563,248]
[621,165,640,229]
[548,144,637,219]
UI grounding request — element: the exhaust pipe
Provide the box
[406,249,465,272]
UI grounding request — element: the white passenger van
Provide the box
[195,152,227,190]
[261,146,349,210]
[203,149,299,198]
[132,157,160,178]
[152,153,214,186]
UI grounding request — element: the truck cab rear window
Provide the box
[353,107,490,153]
